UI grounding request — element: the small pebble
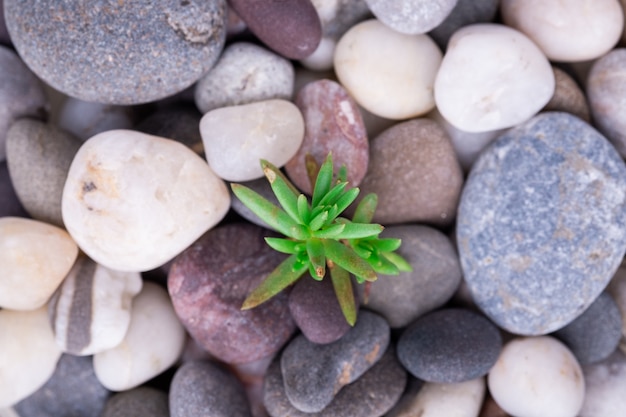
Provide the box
[579,349,626,417]
[0,161,27,217]
[543,67,591,122]
[100,387,169,417]
[57,97,135,141]
[429,0,500,49]
[134,106,204,155]
[364,0,458,35]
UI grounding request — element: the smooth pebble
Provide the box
[364,0,458,35]
[57,97,135,141]
[429,0,500,49]
[579,350,626,417]
[543,67,591,122]
[607,264,626,353]
[100,387,169,417]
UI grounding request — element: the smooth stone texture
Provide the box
[479,394,511,417]
[0,161,27,217]
[265,347,406,417]
[48,254,143,356]
[168,223,296,364]
[62,129,230,272]
[457,112,626,335]
[543,67,591,122]
[579,350,626,417]
[228,0,321,60]
[0,307,62,408]
[358,118,463,226]
[285,79,368,195]
[553,292,622,365]
[195,42,294,114]
[397,309,502,383]
[607,264,626,353]
[6,119,82,227]
[299,37,337,71]
[365,0,458,35]
[57,97,135,141]
[93,282,186,391]
[435,24,555,132]
[14,354,109,417]
[587,48,626,158]
[358,225,462,328]
[5,0,227,104]
[335,19,442,120]
[229,176,280,231]
[200,99,304,182]
[280,310,389,413]
[501,0,623,62]
[170,361,252,417]
[100,387,169,417]
[429,0,499,50]
[134,106,204,155]
[488,336,585,417]
[0,217,78,310]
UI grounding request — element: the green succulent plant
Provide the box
[231,153,412,325]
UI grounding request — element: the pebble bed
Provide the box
[1,1,626,417]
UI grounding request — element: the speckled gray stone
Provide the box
[457,112,626,335]
[364,0,458,35]
[100,387,169,417]
[0,160,27,218]
[5,0,227,104]
[428,0,499,49]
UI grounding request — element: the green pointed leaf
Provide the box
[370,254,400,275]
[297,194,311,224]
[333,187,360,216]
[337,164,348,183]
[371,238,402,253]
[323,205,340,226]
[261,160,301,223]
[260,159,301,196]
[305,153,320,193]
[317,181,348,208]
[312,223,346,239]
[306,238,326,279]
[309,210,329,231]
[264,237,303,255]
[329,263,357,326]
[312,153,334,207]
[351,242,372,259]
[323,239,377,282]
[382,252,413,272]
[352,193,378,223]
[335,223,383,239]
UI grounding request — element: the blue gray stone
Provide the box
[100,387,168,417]
[457,112,626,335]
[429,0,500,49]
[364,0,458,35]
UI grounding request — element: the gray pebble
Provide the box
[364,0,458,34]
[0,160,27,217]
[429,0,499,49]
[100,387,169,417]
[57,97,136,141]
[314,0,371,39]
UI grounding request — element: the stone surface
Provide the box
[488,336,585,417]
[5,0,227,104]
[429,0,499,49]
[0,161,27,217]
[334,19,442,120]
[358,118,463,226]
[457,112,626,335]
[229,176,280,231]
[168,223,296,364]
[195,42,294,114]
[134,106,204,155]
[93,282,186,391]
[0,217,78,311]
[364,0,458,34]
[100,387,169,417]
[6,119,82,227]
[543,67,591,122]
[48,254,143,356]
[579,350,626,417]
[280,310,389,413]
[0,307,62,408]
[435,23,555,132]
[57,97,136,141]
[14,354,109,417]
[62,129,230,272]
[170,361,252,417]
[607,264,626,354]
[285,79,368,195]
[501,0,623,62]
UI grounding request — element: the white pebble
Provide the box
[579,350,626,417]
[299,37,336,71]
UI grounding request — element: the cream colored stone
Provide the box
[0,217,78,310]
[62,130,230,272]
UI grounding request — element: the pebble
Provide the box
[501,0,623,62]
[14,354,109,417]
[579,349,626,417]
[478,394,511,417]
[489,336,584,417]
[280,310,389,413]
[48,254,143,356]
[5,0,227,104]
[429,0,500,49]
[57,97,135,141]
[134,106,204,155]
[364,0,458,35]
[553,292,622,365]
[100,387,169,417]
[229,176,280,231]
[264,347,406,417]
[357,118,463,226]
[587,48,626,158]
[228,0,321,60]
[607,264,626,353]
[62,129,230,272]
[168,223,296,364]
[194,42,294,114]
[334,19,442,120]
[0,217,78,311]
[93,282,186,391]
[457,112,626,335]
[434,23,555,132]
[170,361,252,417]
[0,161,27,217]
[5,119,82,227]
[285,79,368,195]
[0,307,62,408]
[543,67,591,122]
[397,309,502,383]
[358,225,462,328]
[200,99,304,182]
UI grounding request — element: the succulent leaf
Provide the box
[333,187,360,216]
[352,193,378,224]
[335,223,383,239]
[306,238,326,279]
[264,237,302,255]
[322,238,377,283]
[309,210,329,231]
[372,238,402,253]
[297,194,311,223]
[261,161,301,223]
[317,181,348,208]
[329,262,357,326]
[312,153,334,207]
[312,223,346,239]
[382,252,413,272]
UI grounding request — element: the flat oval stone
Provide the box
[168,223,296,364]
[195,42,294,114]
[0,161,28,217]
[200,99,304,182]
[101,387,169,417]
[579,350,626,417]
[285,79,368,195]
[5,0,227,104]
[429,0,499,49]
[0,217,78,310]
[62,129,230,272]
[48,254,143,356]
[57,97,135,142]
[543,67,590,123]
[457,112,626,335]
[364,0,458,35]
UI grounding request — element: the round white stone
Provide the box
[396,377,485,417]
[488,336,585,417]
[334,19,442,120]
[62,130,230,272]
[93,282,185,391]
[0,217,78,310]
[0,307,62,408]
[501,0,623,62]
[200,99,305,182]
[299,37,336,71]
[434,23,555,132]
[579,350,626,417]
